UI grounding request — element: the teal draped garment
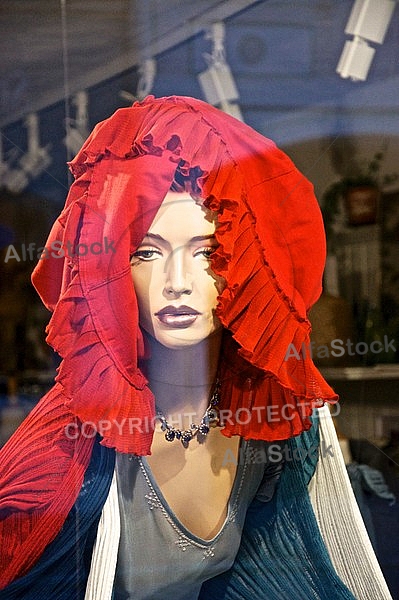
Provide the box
[1,418,355,600]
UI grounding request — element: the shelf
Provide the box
[320,364,399,381]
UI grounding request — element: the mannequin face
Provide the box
[131,191,224,349]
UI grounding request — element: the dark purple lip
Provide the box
[155,305,200,316]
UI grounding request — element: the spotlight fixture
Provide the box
[136,58,157,100]
[198,22,243,121]
[3,113,51,194]
[337,0,397,81]
[3,167,29,195]
[64,91,90,156]
[120,58,157,105]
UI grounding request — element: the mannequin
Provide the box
[0,96,392,599]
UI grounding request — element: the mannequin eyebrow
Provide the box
[142,233,217,244]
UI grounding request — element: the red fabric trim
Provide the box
[0,385,93,587]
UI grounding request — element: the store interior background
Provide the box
[1,1,399,595]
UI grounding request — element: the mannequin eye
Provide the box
[193,246,217,259]
[130,247,162,263]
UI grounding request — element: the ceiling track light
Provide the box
[198,22,243,121]
[136,58,157,100]
[336,0,397,81]
[119,58,157,106]
[2,113,51,195]
[64,91,90,156]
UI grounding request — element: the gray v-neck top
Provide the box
[113,439,275,600]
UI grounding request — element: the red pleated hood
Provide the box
[31,95,337,455]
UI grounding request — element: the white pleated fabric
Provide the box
[84,472,120,600]
[309,406,393,600]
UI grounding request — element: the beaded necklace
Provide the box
[155,380,220,448]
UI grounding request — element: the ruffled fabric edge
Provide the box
[45,269,156,456]
[203,161,337,441]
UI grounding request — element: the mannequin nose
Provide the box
[164,249,192,296]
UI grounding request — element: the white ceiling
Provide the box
[0,0,260,127]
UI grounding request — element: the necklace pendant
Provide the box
[164,429,175,442]
[181,430,193,446]
[198,423,210,435]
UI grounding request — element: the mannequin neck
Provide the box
[142,329,223,421]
